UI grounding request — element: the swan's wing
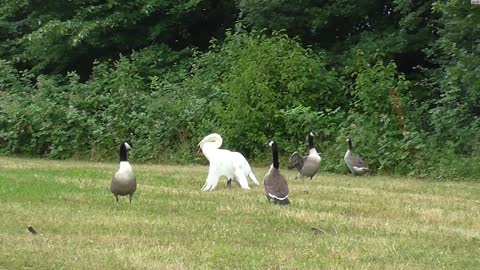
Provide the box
[235,174,250,189]
[232,151,259,185]
[248,171,259,185]
[201,164,221,191]
[201,176,221,191]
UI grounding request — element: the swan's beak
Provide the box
[197,147,203,155]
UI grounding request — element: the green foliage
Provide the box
[430,0,480,144]
[238,0,397,46]
[340,50,420,175]
[280,105,346,171]
[1,0,480,179]
[0,0,237,77]
[0,45,200,161]
[188,28,342,158]
[417,0,480,178]
[1,72,95,158]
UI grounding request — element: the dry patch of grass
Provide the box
[0,156,479,269]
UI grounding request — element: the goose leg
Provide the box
[114,195,119,207]
[129,194,133,204]
[227,179,232,189]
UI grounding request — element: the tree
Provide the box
[0,0,237,80]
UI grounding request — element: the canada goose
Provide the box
[344,137,369,175]
[264,140,289,205]
[288,132,321,179]
[198,133,259,191]
[110,141,137,205]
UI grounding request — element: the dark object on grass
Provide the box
[311,227,326,234]
[27,226,37,235]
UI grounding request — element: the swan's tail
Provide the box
[249,172,260,185]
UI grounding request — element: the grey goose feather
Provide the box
[264,141,289,205]
[110,141,137,206]
[344,137,369,175]
[288,132,321,179]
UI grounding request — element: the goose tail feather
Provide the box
[268,193,290,205]
[274,197,290,205]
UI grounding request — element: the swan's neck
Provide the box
[201,143,219,161]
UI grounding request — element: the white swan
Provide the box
[198,133,259,191]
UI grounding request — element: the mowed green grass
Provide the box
[0,157,479,269]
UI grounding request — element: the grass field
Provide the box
[0,156,479,269]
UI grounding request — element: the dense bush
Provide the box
[187,28,342,159]
[0,45,202,161]
[339,50,419,175]
[1,1,479,180]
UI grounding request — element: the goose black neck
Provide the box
[271,142,279,169]
[348,139,353,151]
[119,144,128,162]
[307,134,314,150]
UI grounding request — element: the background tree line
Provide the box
[0,0,479,179]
